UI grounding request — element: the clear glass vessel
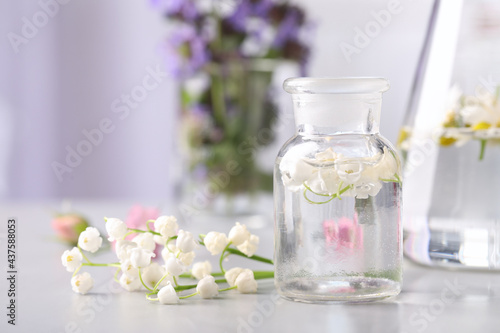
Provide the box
[274,78,403,303]
[400,0,500,269]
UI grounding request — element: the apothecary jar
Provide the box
[274,77,402,302]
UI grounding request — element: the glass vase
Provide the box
[178,60,299,223]
[400,0,500,269]
[274,78,403,303]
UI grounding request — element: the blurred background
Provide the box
[0,0,434,201]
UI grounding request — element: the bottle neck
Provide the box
[292,94,382,135]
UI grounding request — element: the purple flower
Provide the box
[164,25,210,78]
[151,0,199,21]
[227,0,273,32]
[252,0,272,17]
[227,1,252,31]
[272,9,300,48]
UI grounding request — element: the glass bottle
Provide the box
[400,0,500,269]
[274,77,403,302]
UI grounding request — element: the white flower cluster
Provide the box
[280,147,400,200]
[61,218,266,305]
[204,222,260,257]
[437,85,500,145]
[61,226,104,294]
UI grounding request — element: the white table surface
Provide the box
[1,200,499,333]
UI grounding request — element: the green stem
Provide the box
[82,262,120,267]
[252,271,274,279]
[72,264,83,277]
[153,274,171,292]
[394,173,402,184]
[173,274,273,293]
[173,276,179,287]
[303,183,331,197]
[178,271,225,279]
[113,267,121,283]
[219,286,237,292]
[122,231,135,239]
[303,184,353,205]
[179,292,198,299]
[146,220,155,232]
[77,246,91,264]
[128,228,161,236]
[224,248,274,265]
[199,241,274,265]
[166,235,178,251]
[219,242,233,274]
[479,139,487,161]
[138,268,154,292]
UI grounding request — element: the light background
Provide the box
[0,0,433,200]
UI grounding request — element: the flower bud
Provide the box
[192,261,212,280]
[158,282,179,304]
[105,218,128,242]
[228,223,250,246]
[196,275,219,299]
[204,232,228,255]
[71,272,94,294]
[176,230,197,253]
[154,216,178,238]
[61,247,83,272]
[78,227,103,253]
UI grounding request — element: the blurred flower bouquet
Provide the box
[154,0,311,212]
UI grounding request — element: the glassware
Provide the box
[400,0,500,269]
[274,77,403,303]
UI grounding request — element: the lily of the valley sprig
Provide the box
[61,217,274,304]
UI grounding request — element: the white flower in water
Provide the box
[165,255,184,276]
[132,232,156,252]
[158,282,179,304]
[154,216,178,238]
[115,240,138,262]
[71,272,94,295]
[142,262,172,290]
[353,180,383,199]
[119,274,141,292]
[120,259,139,278]
[176,230,197,253]
[224,267,245,287]
[306,167,341,195]
[280,158,315,192]
[279,143,318,192]
[61,247,83,272]
[228,222,250,246]
[196,275,219,299]
[176,250,195,266]
[105,218,128,242]
[192,261,212,280]
[235,269,258,294]
[314,147,339,162]
[372,147,399,180]
[204,232,229,255]
[129,247,155,268]
[78,227,103,253]
[237,235,259,257]
[336,161,363,185]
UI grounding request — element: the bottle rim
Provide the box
[283,77,390,95]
